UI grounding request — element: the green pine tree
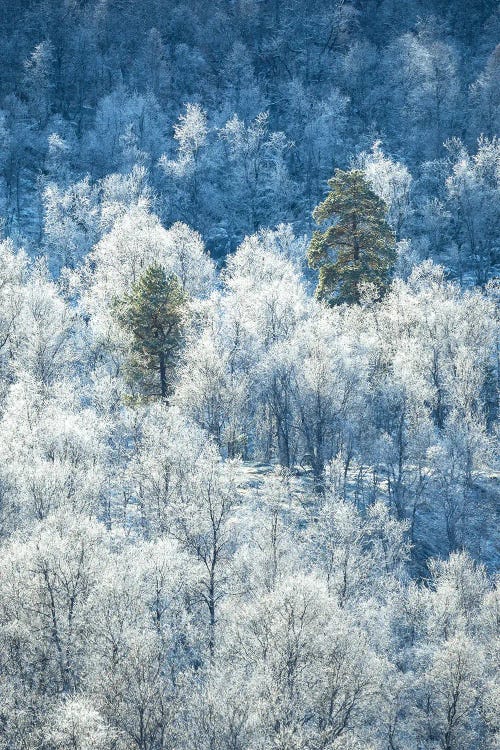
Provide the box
[114,263,187,399]
[307,169,396,305]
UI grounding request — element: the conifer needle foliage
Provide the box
[308,169,397,304]
[114,262,187,398]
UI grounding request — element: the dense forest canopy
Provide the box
[0,0,499,273]
[0,1,498,749]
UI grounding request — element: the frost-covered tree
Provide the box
[356,141,413,240]
[0,3,497,747]
[219,112,295,237]
[42,176,100,273]
[444,137,500,283]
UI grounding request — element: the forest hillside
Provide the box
[0,2,498,749]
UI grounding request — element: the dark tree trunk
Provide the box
[159,352,167,398]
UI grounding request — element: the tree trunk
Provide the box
[159,351,167,399]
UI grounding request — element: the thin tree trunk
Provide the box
[159,352,167,398]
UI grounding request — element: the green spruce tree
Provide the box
[307,169,396,305]
[114,263,187,399]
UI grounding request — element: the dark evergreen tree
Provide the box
[114,262,187,399]
[307,169,396,305]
